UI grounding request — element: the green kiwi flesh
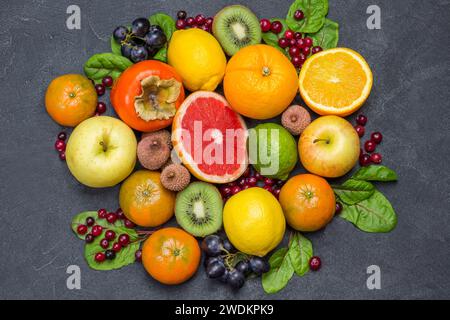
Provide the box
[213,5,262,56]
[175,182,223,237]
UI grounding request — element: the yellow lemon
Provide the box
[168,28,227,92]
[223,188,286,257]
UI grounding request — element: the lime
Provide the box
[251,123,297,180]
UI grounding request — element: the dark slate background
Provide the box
[0,0,449,300]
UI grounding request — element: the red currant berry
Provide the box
[205,18,213,27]
[364,140,376,153]
[176,19,186,29]
[263,185,273,192]
[116,208,125,220]
[106,212,118,224]
[304,37,313,47]
[85,217,95,227]
[270,21,283,34]
[278,38,289,48]
[59,151,66,161]
[195,14,206,25]
[77,225,88,235]
[242,166,251,178]
[221,186,232,196]
[354,125,365,137]
[246,177,257,186]
[177,10,187,20]
[118,234,130,247]
[260,19,271,32]
[55,140,66,152]
[272,188,281,199]
[95,252,106,263]
[356,114,368,126]
[186,17,195,26]
[105,230,116,241]
[289,46,300,57]
[371,132,383,144]
[335,202,343,215]
[96,102,107,114]
[302,46,310,55]
[85,234,94,243]
[100,239,109,249]
[294,32,302,39]
[284,30,294,39]
[57,132,67,141]
[299,53,307,63]
[254,172,262,181]
[370,153,382,164]
[359,153,371,166]
[91,225,103,237]
[294,10,305,20]
[112,242,122,252]
[95,84,105,96]
[124,219,135,228]
[309,256,321,271]
[135,249,143,262]
[231,186,241,195]
[264,177,275,186]
[312,46,323,54]
[97,208,107,219]
[296,38,305,48]
[102,76,113,88]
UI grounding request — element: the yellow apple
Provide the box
[299,116,360,178]
[66,116,137,188]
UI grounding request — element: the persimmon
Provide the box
[110,60,185,132]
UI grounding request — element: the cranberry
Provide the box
[59,151,66,161]
[309,256,321,271]
[302,46,310,55]
[271,21,283,34]
[254,172,262,181]
[311,46,323,54]
[177,10,187,20]
[354,125,365,137]
[356,114,367,126]
[105,250,116,260]
[85,234,94,243]
[246,177,257,186]
[175,19,186,29]
[284,30,294,39]
[359,153,371,166]
[288,38,296,47]
[118,234,130,247]
[299,53,307,63]
[260,19,271,32]
[272,188,281,199]
[238,178,246,187]
[205,18,213,27]
[370,153,382,164]
[95,84,105,96]
[105,230,116,241]
[294,32,302,39]
[304,37,313,47]
[289,46,300,57]
[94,252,106,263]
[102,76,113,88]
[200,24,209,32]
[100,239,109,249]
[264,177,275,186]
[296,38,305,48]
[77,225,88,235]
[186,17,195,26]
[96,102,107,114]
[116,208,125,220]
[135,249,142,262]
[371,132,383,144]
[91,225,103,237]
[291,56,302,68]
[195,14,206,25]
[97,208,107,219]
[124,219,135,228]
[106,212,118,224]
[294,10,305,20]
[231,186,241,195]
[275,179,284,187]
[364,140,376,153]
[55,140,66,152]
[85,217,95,227]
[57,132,67,141]
[263,185,273,192]
[221,186,232,196]
[112,242,122,252]
[335,202,343,215]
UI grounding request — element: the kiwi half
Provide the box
[213,5,262,56]
[175,182,223,237]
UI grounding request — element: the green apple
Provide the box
[299,115,360,178]
[66,116,137,188]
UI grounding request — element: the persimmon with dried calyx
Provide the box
[110,60,185,132]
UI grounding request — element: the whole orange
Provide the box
[119,170,175,227]
[224,44,298,120]
[142,227,201,285]
[45,74,97,127]
[279,174,335,232]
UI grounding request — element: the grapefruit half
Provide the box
[172,91,248,184]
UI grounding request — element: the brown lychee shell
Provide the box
[160,164,191,192]
[281,105,311,136]
[137,134,171,170]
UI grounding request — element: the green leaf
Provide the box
[84,53,132,84]
[340,190,397,233]
[308,18,339,49]
[153,47,167,62]
[286,0,329,33]
[352,165,398,182]
[333,179,375,205]
[84,226,139,271]
[110,36,122,55]
[71,211,125,240]
[261,19,289,57]
[262,247,295,294]
[288,233,313,276]
[149,13,176,41]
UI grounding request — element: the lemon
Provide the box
[223,188,286,257]
[168,29,227,92]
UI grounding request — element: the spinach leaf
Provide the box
[333,179,375,205]
[340,190,397,233]
[84,226,139,271]
[110,36,122,55]
[84,53,132,84]
[71,211,125,240]
[352,165,398,182]
[286,0,329,33]
[153,47,167,62]
[149,13,176,41]
[308,18,339,49]
[261,19,289,56]
[262,247,294,294]
[288,232,313,276]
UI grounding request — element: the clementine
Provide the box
[279,174,336,232]
[45,74,97,127]
[224,44,298,120]
[142,227,201,285]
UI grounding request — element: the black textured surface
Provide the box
[1,0,450,300]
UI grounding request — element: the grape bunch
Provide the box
[113,17,167,63]
[201,235,270,289]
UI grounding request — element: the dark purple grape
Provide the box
[105,250,116,260]
[206,261,226,278]
[131,18,150,37]
[120,43,132,59]
[201,235,222,257]
[235,260,250,275]
[144,29,167,49]
[218,269,229,283]
[249,257,270,275]
[227,269,245,289]
[113,26,129,43]
[177,10,187,20]
[130,45,148,63]
[203,256,223,268]
[221,238,235,253]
